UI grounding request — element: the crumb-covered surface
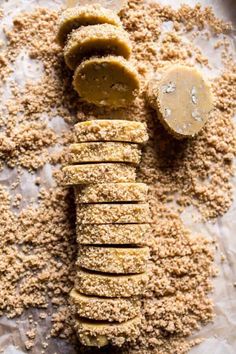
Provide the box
[0,0,235,353]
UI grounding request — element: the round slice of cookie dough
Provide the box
[78,246,149,274]
[77,223,150,245]
[74,183,148,204]
[75,316,141,347]
[75,268,148,297]
[146,64,213,139]
[67,142,141,165]
[64,24,131,70]
[70,289,141,323]
[74,120,149,144]
[62,163,136,185]
[73,56,140,108]
[56,4,122,46]
[76,203,151,224]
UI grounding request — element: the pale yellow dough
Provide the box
[67,142,141,164]
[75,268,148,297]
[64,24,131,70]
[75,316,141,347]
[74,182,148,203]
[146,65,213,138]
[56,4,122,46]
[74,119,148,144]
[70,289,141,322]
[78,246,150,274]
[73,56,140,108]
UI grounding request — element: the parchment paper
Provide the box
[0,0,235,353]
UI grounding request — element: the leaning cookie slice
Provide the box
[70,289,141,323]
[64,24,131,70]
[146,64,213,139]
[75,268,148,297]
[67,142,141,164]
[74,183,148,203]
[62,163,136,185]
[73,56,140,108]
[75,316,141,347]
[74,120,148,144]
[76,203,151,224]
[77,224,150,245]
[78,246,149,274]
[56,4,122,46]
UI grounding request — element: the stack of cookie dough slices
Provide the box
[57,4,140,107]
[62,119,151,347]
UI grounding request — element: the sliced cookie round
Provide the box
[62,163,136,185]
[74,183,148,204]
[77,223,150,245]
[67,142,141,164]
[64,24,131,70]
[70,289,141,323]
[74,120,148,144]
[146,64,213,139]
[78,246,149,274]
[73,56,140,108]
[75,268,148,297]
[56,4,122,46]
[75,316,141,347]
[76,203,151,224]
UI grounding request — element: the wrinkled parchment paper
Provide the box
[0,0,235,353]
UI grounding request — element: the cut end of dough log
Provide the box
[146,64,214,139]
[56,4,122,46]
[64,24,132,70]
[73,56,140,108]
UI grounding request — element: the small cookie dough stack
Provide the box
[56,4,139,107]
[62,120,150,347]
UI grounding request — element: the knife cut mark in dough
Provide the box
[76,203,151,224]
[64,24,132,70]
[74,120,148,144]
[78,246,150,274]
[67,142,141,164]
[75,268,148,297]
[146,64,213,139]
[77,223,150,245]
[70,289,141,323]
[73,56,140,108]
[75,316,141,347]
[56,4,122,46]
[62,163,136,185]
[74,182,148,203]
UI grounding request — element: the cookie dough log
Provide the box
[78,246,149,274]
[75,268,148,297]
[73,56,140,108]
[77,223,151,245]
[74,120,149,144]
[146,64,213,139]
[62,163,136,185]
[70,289,141,323]
[75,316,141,347]
[76,203,151,224]
[64,24,132,70]
[67,142,141,165]
[74,182,148,204]
[56,4,122,46]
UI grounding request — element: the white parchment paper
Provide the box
[0,0,235,353]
